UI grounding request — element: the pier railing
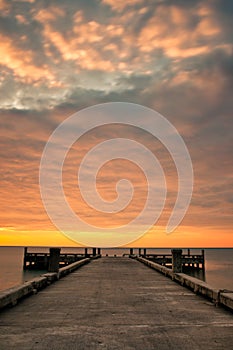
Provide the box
[23,247,101,271]
[23,247,205,272]
[139,253,205,269]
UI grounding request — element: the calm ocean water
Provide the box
[0,247,232,292]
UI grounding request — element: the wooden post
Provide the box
[143,248,147,256]
[84,248,88,257]
[188,249,190,256]
[172,249,182,273]
[97,248,101,255]
[202,249,205,270]
[48,248,61,272]
[130,248,133,256]
[44,253,48,269]
[92,248,96,256]
[23,247,27,270]
[139,248,141,256]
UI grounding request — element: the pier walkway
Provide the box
[0,257,233,349]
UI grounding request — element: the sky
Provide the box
[0,0,232,247]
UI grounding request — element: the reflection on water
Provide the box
[0,247,23,291]
[0,247,46,291]
[204,249,233,291]
[0,247,232,292]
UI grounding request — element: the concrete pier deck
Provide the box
[0,257,232,350]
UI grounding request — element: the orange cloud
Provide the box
[197,5,220,36]
[0,1,232,248]
[0,33,56,84]
[38,16,115,72]
[34,6,65,23]
[15,14,28,24]
[30,1,225,78]
[137,4,221,59]
[34,6,147,74]
[0,0,11,14]
[102,0,143,12]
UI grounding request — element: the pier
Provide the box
[23,247,204,272]
[129,248,205,271]
[23,247,101,270]
[0,256,233,349]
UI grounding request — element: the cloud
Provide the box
[0,0,11,15]
[0,32,56,84]
[102,0,143,12]
[136,3,224,59]
[0,0,232,245]
[0,0,231,110]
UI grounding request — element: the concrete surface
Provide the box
[0,257,233,350]
[0,258,90,310]
[137,256,233,310]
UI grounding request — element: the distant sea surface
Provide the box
[0,247,232,292]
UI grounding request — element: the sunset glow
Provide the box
[0,0,232,247]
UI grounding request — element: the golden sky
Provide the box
[0,0,232,247]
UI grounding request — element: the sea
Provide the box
[0,247,232,293]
